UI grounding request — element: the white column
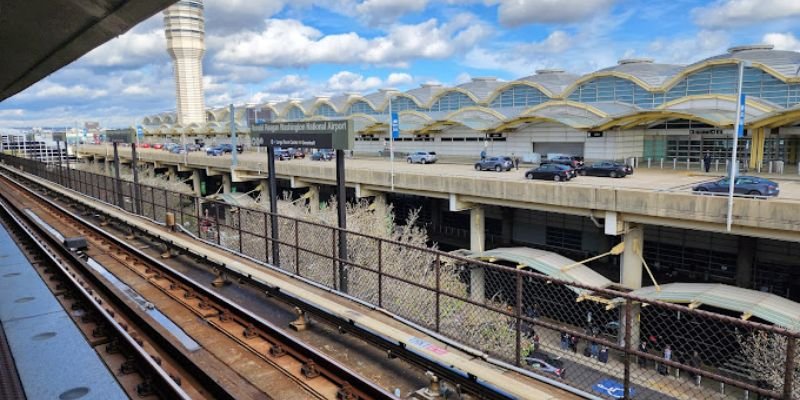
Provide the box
[470,206,486,302]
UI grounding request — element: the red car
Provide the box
[139,143,151,149]
[152,143,163,149]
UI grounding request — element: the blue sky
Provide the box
[2,0,800,129]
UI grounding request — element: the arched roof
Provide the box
[623,283,800,331]
[517,70,580,96]
[697,45,800,79]
[456,77,504,103]
[596,59,686,87]
[452,247,615,297]
[405,83,446,106]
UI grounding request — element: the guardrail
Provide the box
[3,153,798,400]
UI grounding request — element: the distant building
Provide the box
[164,0,206,125]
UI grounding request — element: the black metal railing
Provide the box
[2,154,797,400]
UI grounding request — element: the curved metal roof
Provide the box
[625,283,800,332]
[517,70,581,96]
[699,45,800,78]
[457,77,505,103]
[597,59,686,86]
[405,83,446,106]
[453,247,614,296]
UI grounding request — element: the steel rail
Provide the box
[0,172,396,400]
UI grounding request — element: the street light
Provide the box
[726,60,752,232]
[386,91,400,191]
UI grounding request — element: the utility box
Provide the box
[63,237,88,251]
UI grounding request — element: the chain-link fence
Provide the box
[3,154,798,400]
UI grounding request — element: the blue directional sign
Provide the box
[136,125,144,141]
[390,112,400,139]
[737,93,746,137]
[593,378,632,399]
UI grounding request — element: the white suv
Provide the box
[407,151,438,164]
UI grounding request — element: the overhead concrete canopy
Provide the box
[0,0,177,101]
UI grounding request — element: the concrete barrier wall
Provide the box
[77,146,800,238]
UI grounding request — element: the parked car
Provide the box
[152,143,164,150]
[287,148,305,158]
[206,146,224,156]
[277,149,292,160]
[525,164,573,181]
[219,143,244,154]
[525,351,566,379]
[169,145,186,154]
[543,155,584,169]
[139,143,151,149]
[693,176,779,197]
[580,161,632,178]
[407,151,438,164]
[311,149,334,161]
[475,156,513,172]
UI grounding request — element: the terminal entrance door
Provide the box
[532,142,583,157]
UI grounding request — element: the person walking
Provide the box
[638,341,648,367]
[533,333,540,352]
[560,332,569,350]
[570,335,579,354]
[688,350,702,385]
[598,346,609,363]
[480,149,487,162]
[512,153,520,170]
[660,344,672,375]
[703,152,712,173]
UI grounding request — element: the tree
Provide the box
[737,331,799,398]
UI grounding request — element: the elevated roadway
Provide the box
[77,145,800,242]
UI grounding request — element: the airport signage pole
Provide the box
[230,104,238,168]
[252,120,354,291]
[107,129,134,208]
[388,96,399,191]
[726,61,749,232]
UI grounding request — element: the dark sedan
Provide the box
[579,161,632,178]
[475,156,513,172]
[693,176,779,197]
[311,149,334,161]
[525,164,572,181]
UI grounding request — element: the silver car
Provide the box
[407,151,438,164]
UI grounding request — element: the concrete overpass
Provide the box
[77,145,800,245]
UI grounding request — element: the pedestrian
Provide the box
[688,350,702,385]
[638,341,648,367]
[512,152,519,170]
[480,149,487,161]
[598,346,609,364]
[590,339,599,358]
[560,332,569,350]
[200,208,212,238]
[570,335,579,353]
[703,152,711,173]
[660,344,672,375]
[533,333,540,352]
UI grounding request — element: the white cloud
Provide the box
[647,30,729,64]
[356,0,429,25]
[82,29,167,67]
[525,30,573,53]
[0,109,24,117]
[763,32,800,52]
[327,71,383,91]
[488,0,617,26]
[213,15,491,67]
[692,0,800,28]
[386,72,413,86]
[454,72,472,84]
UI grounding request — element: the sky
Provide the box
[2,0,800,129]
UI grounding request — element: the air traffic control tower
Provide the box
[164,0,206,125]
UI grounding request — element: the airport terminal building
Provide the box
[141,44,800,169]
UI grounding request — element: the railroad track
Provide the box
[0,172,394,400]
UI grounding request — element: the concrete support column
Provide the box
[470,206,486,302]
[620,223,643,349]
[192,169,202,197]
[501,207,514,245]
[307,185,320,212]
[259,179,270,201]
[222,174,231,194]
[167,165,178,181]
[735,237,756,289]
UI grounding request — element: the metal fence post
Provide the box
[377,240,383,308]
[263,212,269,264]
[515,269,522,367]
[435,254,441,334]
[294,219,299,274]
[784,336,796,399]
[214,203,221,245]
[624,299,633,399]
[332,229,337,290]
[237,207,243,254]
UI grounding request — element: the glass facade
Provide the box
[390,96,425,112]
[286,106,305,120]
[428,92,475,112]
[314,103,337,117]
[567,76,657,108]
[490,85,549,108]
[347,100,381,115]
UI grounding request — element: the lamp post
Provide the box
[387,92,400,191]
[726,60,751,232]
